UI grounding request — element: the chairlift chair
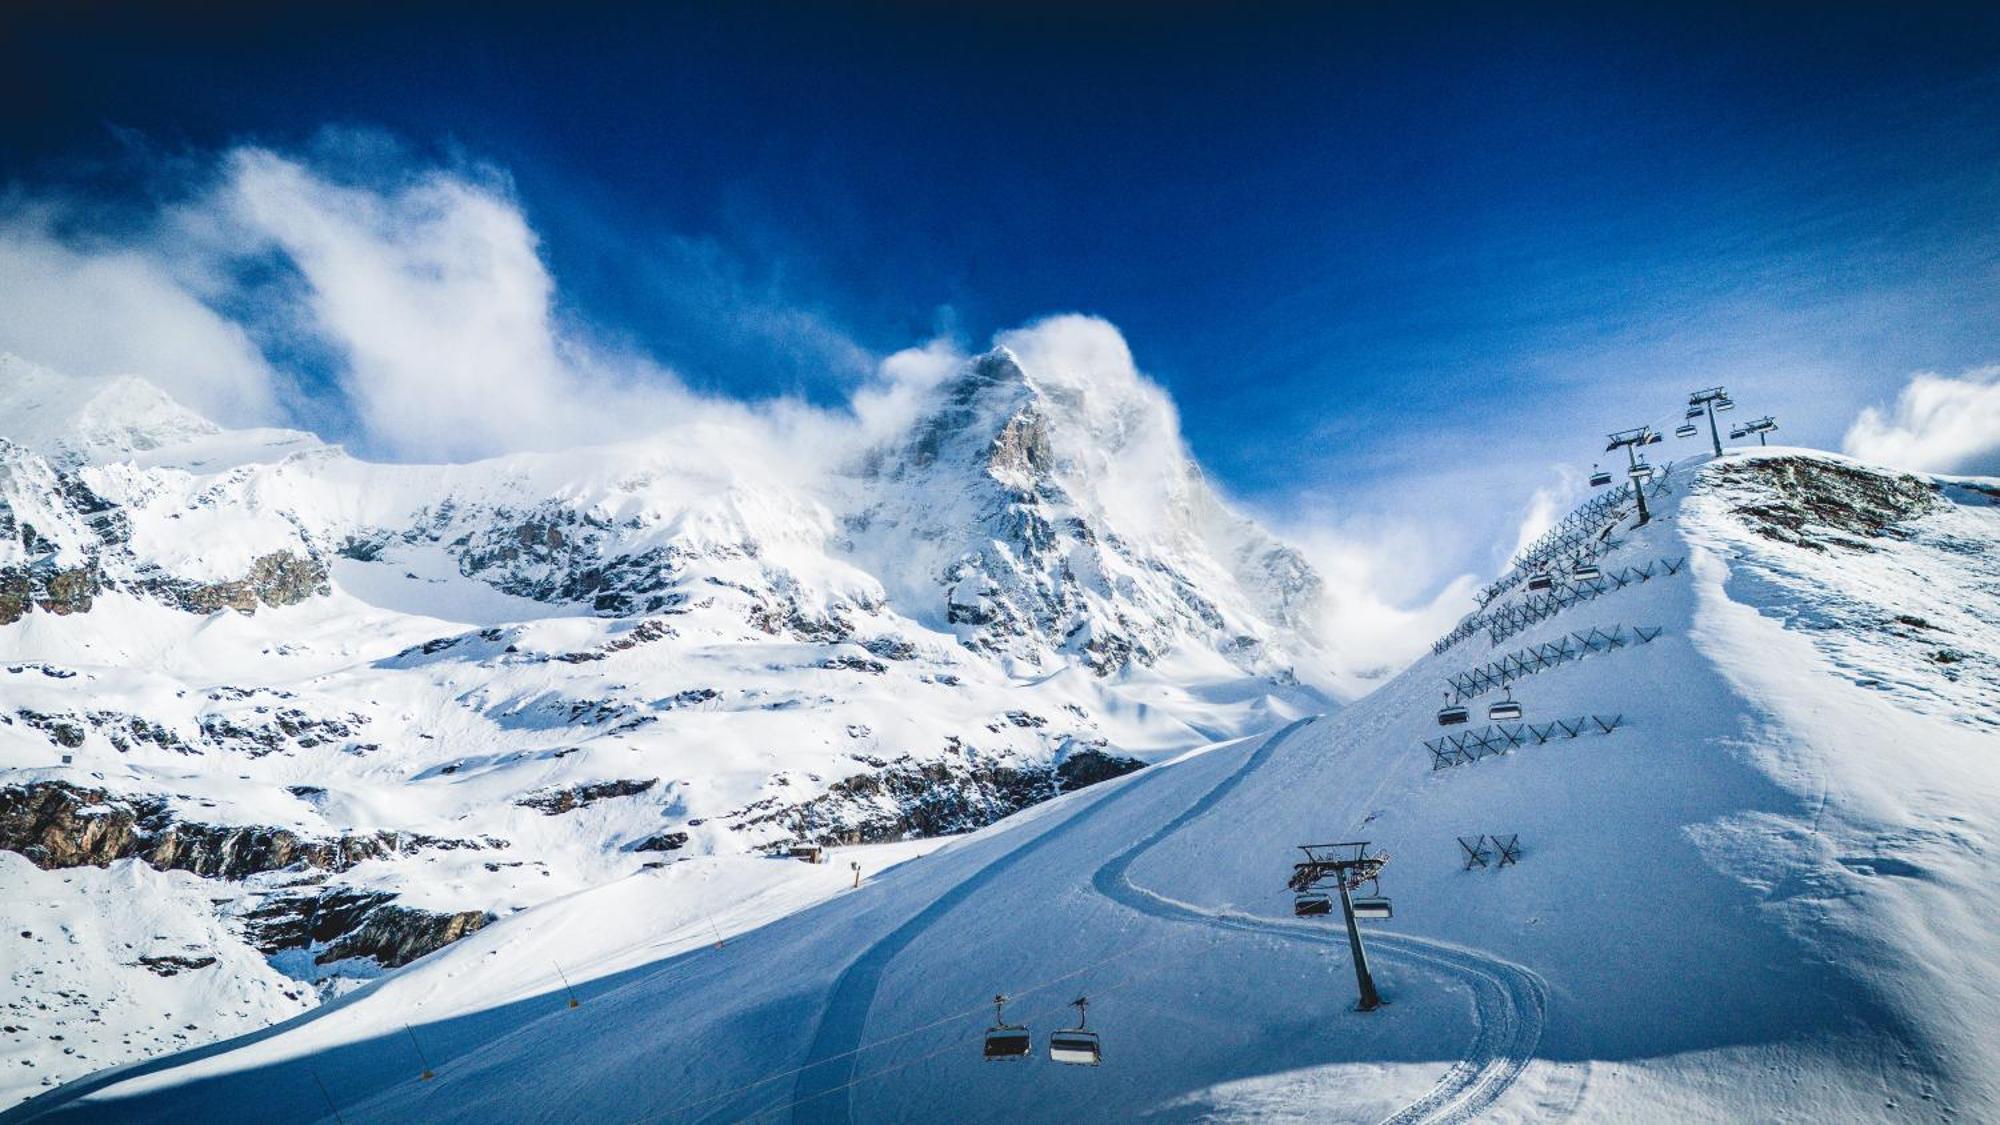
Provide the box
[1048,998,1101,1067]
[1714,397,1735,411]
[1349,896,1393,920]
[983,995,1032,1061]
[1526,571,1554,591]
[1571,560,1602,582]
[1487,687,1523,722]
[1674,423,1697,439]
[1729,426,1747,440]
[1628,460,1655,481]
[1685,406,1704,419]
[1294,891,1333,916]
[1644,431,1664,445]
[1436,694,1469,726]
[1588,466,1613,488]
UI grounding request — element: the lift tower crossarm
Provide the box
[1687,386,1731,458]
[1604,426,1660,525]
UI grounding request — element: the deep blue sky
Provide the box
[6,3,2000,593]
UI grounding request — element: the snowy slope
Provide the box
[0,353,1339,1103]
[16,447,1996,1123]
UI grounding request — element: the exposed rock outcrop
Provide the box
[737,744,1143,847]
[146,550,330,614]
[1709,456,1939,551]
[0,781,484,879]
[516,778,659,815]
[241,887,492,968]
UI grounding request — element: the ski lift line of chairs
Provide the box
[1299,888,1394,919]
[656,927,1194,1124]
[985,994,1101,1066]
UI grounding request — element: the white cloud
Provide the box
[1842,365,2000,475]
[1276,519,1477,692]
[0,209,280,427]
[207,148,708,462]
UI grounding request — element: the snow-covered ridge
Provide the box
[11,444,1996,1123]
[0,354,1337,1101]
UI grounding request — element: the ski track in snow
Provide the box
[790,716,1549,1125]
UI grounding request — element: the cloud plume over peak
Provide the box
[0,133,1480,687]
[207,146,710,461]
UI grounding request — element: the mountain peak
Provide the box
[0,354,221,463]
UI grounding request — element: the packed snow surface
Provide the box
[12,447,1998,1122]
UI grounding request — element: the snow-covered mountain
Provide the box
[12,444,1995,1124]
[0,350,1340,1103]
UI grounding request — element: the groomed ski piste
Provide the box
[10,446,2000,1123]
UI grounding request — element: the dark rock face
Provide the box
[735,745,1144,847]
[241,888,492,968]
[321,902,491,967]
[1054,748,1147,792]
[1710,457,1939,551]
[0,782,480,880]
[150,550,330,614]
[0,564,101,624]
[135,955,217,976]
[633,831,689,852]
[516,778,658,815]
[15,711,87,748]
[451,509,689,615]
[0,781,498,969]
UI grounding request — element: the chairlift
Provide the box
[1571,560,1602,582]
[1644,431,1664,445]
[1436,694,1469,726]
[1674,423,1698,439]
[1729,426,1748,440]
[983,995,1032,1061]
[1048,997,1101,1067]
[1628,460,1655,481]
[1588,465,1613,488]
[1685,406,1704,420]
[1714,397,1735,412]
[1487,687,1523,722]
[1350,896,1393,920]
[1294,891,1333,916]
[1526,571,1554,591]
